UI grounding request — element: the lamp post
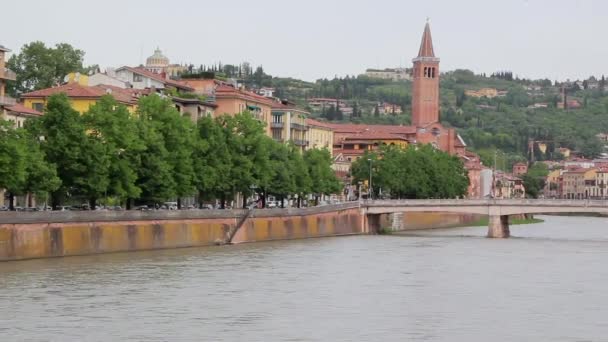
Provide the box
[368,158,373,200]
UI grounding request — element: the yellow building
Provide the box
[593,170,608,199]
[562,168,596,199]
[544,169,562,198]
[270,101,310,152]
[20,83,141,114]
[306,118,334,154]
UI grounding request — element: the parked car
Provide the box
[135,205,152,211]
[163,202,178,210]
[0,206,7,211]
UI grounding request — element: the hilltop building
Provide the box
[363,68,411,81]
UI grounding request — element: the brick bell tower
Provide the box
[411,20,440,127]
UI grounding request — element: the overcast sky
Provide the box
[3,0,606,82]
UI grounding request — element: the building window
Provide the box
[133,74,143,82]
[32,102,44,112]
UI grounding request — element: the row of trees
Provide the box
[1,94,341,210]
[350,145,470,199]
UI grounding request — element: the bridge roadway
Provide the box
[361,199,608,238]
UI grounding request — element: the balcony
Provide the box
[0,95,16,106]
[270,122,284,128]
[0,68,16,81]
[293,139,309,147]
[291,122,309,131]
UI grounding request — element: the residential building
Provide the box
[593,169,608,199]
[270,100,309,151]
[88,70,129,88]
[306,118,334,153]
[114,66,193,93]
[0,44,17,208]
[173,96,217,123]
[214,83,274,136]
[307,98,347,112]
[558,147,571,158]
[562,169,596,199]
[377,102,403,115]
[21,83,143,113]
[564,159,595,169]
[512,162,528,176]
[495,171,525,199]
[258,87,275,98]
[363,68,412,81]
[544,169,562,198]
[3,103,42,128]
[181,78,216,98]
[0,45,17,119]
[557,99,582,109]
[465,88,499,98]
[527,103,549,109]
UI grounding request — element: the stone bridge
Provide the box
[361,199,608,238]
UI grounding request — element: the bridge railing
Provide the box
[363,199,608,207]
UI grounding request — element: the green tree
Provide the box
[303,148,341,204]
[351,145,469,199]
[31,94,110,209]
[137,95,196,208]
[0,121,28,210]
[522,162,549,198]
[267,141,296,208]
[7,42,86,94]
[193,116,234,208]
[289,144,312,207]
[132,114,176,205]
[83,95,143,204]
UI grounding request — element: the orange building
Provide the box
[214,83,274,135]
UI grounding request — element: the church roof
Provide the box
[417,22,435,57]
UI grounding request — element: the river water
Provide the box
[2,215,608,341]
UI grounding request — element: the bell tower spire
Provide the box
[411,20,440,127]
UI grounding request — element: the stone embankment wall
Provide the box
[381,212,483,231]
[0,203,362,261]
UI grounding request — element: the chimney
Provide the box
[160,71,167,79]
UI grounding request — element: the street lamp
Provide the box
[368,158,373,200]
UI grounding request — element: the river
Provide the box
[1,215,608,341]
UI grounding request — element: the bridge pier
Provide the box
[366,214,382,234]
[487,215,510,238]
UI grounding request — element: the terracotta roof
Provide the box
[21,83,143,105]
[5,103,42,116]
[327,123,417,135]
[417,22,435,58]
[333,149,369,156]
[337,132,411,142]
[117,66,194,91]
[306,118,334,129]
[215,84,274,106]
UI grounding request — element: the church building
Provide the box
[330,21,483,198]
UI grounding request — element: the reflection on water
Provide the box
[1,215,608,341]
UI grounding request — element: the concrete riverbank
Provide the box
[0,203,491,261]
[0,203,363,261]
